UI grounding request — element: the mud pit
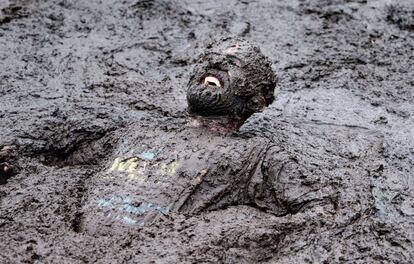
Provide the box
[1,0,414,263]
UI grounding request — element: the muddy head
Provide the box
[186,38,276,131]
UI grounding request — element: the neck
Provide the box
[187,115,246,135]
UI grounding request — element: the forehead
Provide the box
[208,38,252,53]
[204,42,252,66]
[223,43,241,54]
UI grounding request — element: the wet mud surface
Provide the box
[1,0,413,263]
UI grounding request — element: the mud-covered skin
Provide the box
[82,37,276,230]
[187,38,276,125]
[1,0,414,263]
[82,37,277,227]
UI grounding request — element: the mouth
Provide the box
[200,69,230,90]
[203,76,221,87]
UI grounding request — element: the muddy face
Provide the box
[187,38,277,124]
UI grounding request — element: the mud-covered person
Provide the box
[81,38,340,235]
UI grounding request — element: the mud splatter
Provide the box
[0,0,413,263]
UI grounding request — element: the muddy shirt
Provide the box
[82,116,383,235]
[81,119,286,234]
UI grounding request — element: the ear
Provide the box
[246,95,267,113]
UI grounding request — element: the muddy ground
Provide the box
[0,0,413,263]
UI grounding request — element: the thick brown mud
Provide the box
[1,0,413,263]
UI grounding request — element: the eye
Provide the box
[203,76,221,87]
